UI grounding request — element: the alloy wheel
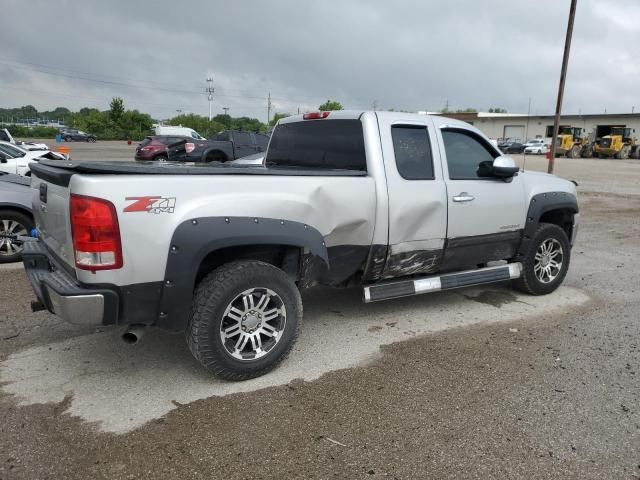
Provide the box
[0,219,28,258]
[534,238,564,284]
[219,287,287,361]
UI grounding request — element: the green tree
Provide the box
[269,112,290,126]
[318,100,343,111]
[109,97,125,122]
[213,114,232,129]
[169,113,225,138]
[488,107,507,113]
[455,108,477,113]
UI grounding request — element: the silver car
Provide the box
[0,172,33,262]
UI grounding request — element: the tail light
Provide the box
[185,142,195,153]
[70,194,123,271]
[303,111,330,120]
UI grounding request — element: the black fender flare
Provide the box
[157,216,329,331]
[518,191,578,256]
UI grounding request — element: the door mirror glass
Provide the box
[492,155,519,177]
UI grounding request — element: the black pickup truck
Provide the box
[136,130,270,163]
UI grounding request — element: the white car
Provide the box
[523,139,548,155]
[0,128,49,151]
[0,141,64,176]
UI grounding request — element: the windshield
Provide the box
[0,143,25,158]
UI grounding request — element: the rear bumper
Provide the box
[22,239,119,326]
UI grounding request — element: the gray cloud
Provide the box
[1,0,638,120]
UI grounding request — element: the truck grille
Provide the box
[600,138,612,148]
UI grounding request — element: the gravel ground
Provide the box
[0,146,639,479]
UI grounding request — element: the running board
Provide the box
[363,263,522,303]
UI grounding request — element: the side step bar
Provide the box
[363,263,522,303]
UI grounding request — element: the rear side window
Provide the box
[139,137,152,147]
[233,132,252,144]
[391,125,434,180]
[266,120,366,171]
[442,129,498,179]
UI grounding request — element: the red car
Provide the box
[135,136,187,161]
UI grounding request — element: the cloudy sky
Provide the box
[1,0,639,121]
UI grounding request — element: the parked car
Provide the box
[135,136,184,162]
[0,171,33,263]
[499,141,525,154]
[60,128,97,142]
[0,128,49,151]
[137,130,270,163]
[0,141,65,176]
[25,111,579,380]
[523,139,548,155]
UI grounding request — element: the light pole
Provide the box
[223,107,230,116]
[548,0,578,174]
[206,77,214,121]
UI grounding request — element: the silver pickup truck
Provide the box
[24,111,579,380]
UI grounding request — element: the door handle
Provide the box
[452,192,475,203]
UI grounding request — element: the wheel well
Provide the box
[196,244,301,285]
[539,208,575,239]
[205,150,227,162]
[0,205,33,220]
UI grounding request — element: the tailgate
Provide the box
[30,163,75,269]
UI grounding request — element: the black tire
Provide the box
[615,146,630,160]
[581,145,593,158]
[512,223,571,295]
[567,145,580,158]
[0,209,34,263]
[89,137,96,143]
[154,154,168,162]
[632,147,640,160]
[206,151,227,163]
[187,260,302,380]
[63,136,71,142]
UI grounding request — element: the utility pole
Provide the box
[267,92,272,124]
[206,77,214,121]
[548,0,577,174]
[222,107,229,116]
[372,100,378,111]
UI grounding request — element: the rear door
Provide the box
[376,112,447,278]
[231,131,255,159]
[435,121,526,269]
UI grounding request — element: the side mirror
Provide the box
[492,155,519,178]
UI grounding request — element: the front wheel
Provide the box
[512,223,571,295]
[187,260,302,380]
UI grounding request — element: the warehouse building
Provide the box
[435,112,640,142]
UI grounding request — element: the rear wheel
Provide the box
[187,260,302,380]
[512,223,571,295]
[615,145,630,159]
[0,210,34,263]
[154,154,168,162]
[567,145,580,158]
[206,151,227,163]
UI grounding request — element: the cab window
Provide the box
[391,125,434,180]
[442,129,498,180]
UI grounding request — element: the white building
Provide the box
[434,112,640,142]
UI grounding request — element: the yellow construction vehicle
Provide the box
[555,126,592,158]
[594,127,640,159]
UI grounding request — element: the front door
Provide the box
[435,123,526,269]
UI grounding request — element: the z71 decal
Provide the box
[124,196,176,214]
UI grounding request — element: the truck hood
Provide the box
[520,170,577,198]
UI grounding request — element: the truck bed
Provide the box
[34,159,367,183]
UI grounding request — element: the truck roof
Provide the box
[278,110,471,128]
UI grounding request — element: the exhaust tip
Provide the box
[122,331,139,344]
[122,325,146,345]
